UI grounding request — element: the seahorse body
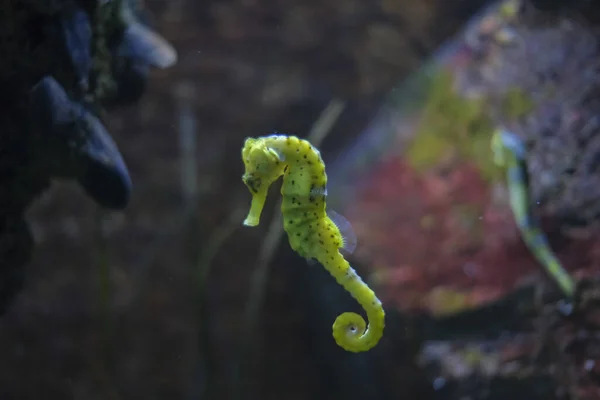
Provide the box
[491,129,575,296]
[241,134,385,352]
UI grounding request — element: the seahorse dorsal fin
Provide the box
[328,210,357,254]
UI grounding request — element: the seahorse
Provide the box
[241,134,385,352]
[491,128,575,296]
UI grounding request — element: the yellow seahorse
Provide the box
[241,134,385,352]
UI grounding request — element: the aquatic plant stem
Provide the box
[188,206,247,400]
[93,208,120,398]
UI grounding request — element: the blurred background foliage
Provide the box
[2,0,600,399]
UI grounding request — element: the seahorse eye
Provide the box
[243,174,261,193]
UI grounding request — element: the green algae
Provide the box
[89,0,125,105]
[501,86,534,119]
[401,0,533,180]
[405,68,535,181]
[498,0,521,20]
[406,69,500,181]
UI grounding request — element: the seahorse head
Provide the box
[241,137,286,194]
[241,137,286,226]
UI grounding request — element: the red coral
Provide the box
[344,158,589,315]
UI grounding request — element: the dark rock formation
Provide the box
[0,0,176,315]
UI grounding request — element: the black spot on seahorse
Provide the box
[244,176,261,193]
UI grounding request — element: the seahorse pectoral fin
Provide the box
[328,210,357,254]
[243,188,268,227]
